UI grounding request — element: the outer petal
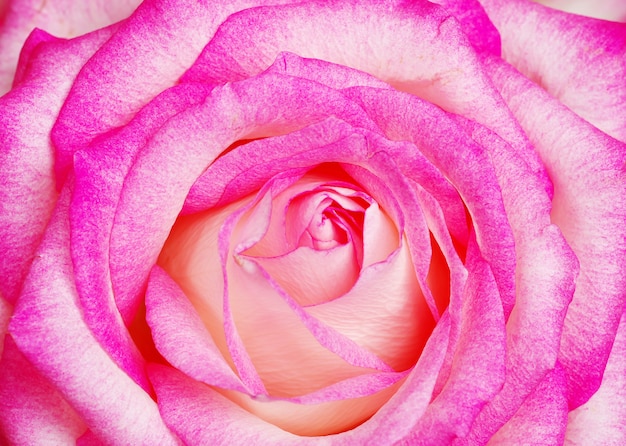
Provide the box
[565,311,626,445]
[480,0,626,143]
[8,186,180,446]
[70,82,214,390]
[148,365,304,446]
[487,57,626,408]
[184,0,549,187]
[487,364,568,445]
[145,266,247,393]
[0,0,140,94]
[0,337,87,445]
[532,0,626,22]
[457,118,576,442]
[427,0,501,55]
[50,0,295,184]
[0,26,113,306]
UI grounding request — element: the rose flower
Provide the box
[0,0,624,444]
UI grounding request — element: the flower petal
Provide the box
[0,296,11,360]
[0,0,139,93]
[532,0,626,22]
[149,365,302,444]
[8,187,180,446]
[0,27,113,306]
[145,266,247,393]
[487,364,568,445]
[307,239,434,372]
[150,311,451,443]
[394,235,507,443]
[50,0,295,184]
[0,337,87,445]
[428,0,501,55]
[69,83,214,390]
[487,57,626,408]
[480,0,626,143]
[455,115,577,441]
[184,117,376,214]
[185,1,549,184]
[565,311,626,444]
[345,86,517,316]
[428,241,507,439]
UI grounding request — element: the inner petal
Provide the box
[301,200,348,250]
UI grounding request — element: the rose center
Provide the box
[302,203,348,249]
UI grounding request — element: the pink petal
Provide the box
[8,187,180,446]
[404,236,506,443]
[428,0,501,54]
[149,365,302,444]
[218,377,403,437]
[487,364,568,445]
[68,82,215,389]
[0,0,139,94]
[264,51,393,90]
[346,314,451,443]
[158,196,255,390]
[565,311,626,444]
[256,243,360,307]
[487,58,626,408]
[307,239,435,372]
[185,0,495,122]
[0,27,113,306]
[343,156,441,321]
[49,0,294,184]
[412,184,466,320]
[0,337,87,445]
[184,117,375,214]
[185,1,549,185]
[456,116,577,441]
[0,297,11,360]
[466,226,577,443]
[144,266,247,393]
[345,86,517,316]
[480,0,626,143]
[532,0,626,22]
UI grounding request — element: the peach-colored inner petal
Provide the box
[158,198,252,374]
[156,163,446,436]
[218,378,405,436]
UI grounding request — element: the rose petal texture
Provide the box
[40,53,508,439]
[0,0,141,94]
[0,25,122,394]
[0,337,87,444]
[532,0,626,22]
[6,186,181,445]
[485,57,626,409]
[50,0,297,185]
[479,0,626,143]
[0,0,624,444]
[565,311,626,444]
[69,58,565,441]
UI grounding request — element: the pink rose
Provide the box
[1,0,625,444]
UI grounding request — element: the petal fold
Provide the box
[8,187,180,446]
